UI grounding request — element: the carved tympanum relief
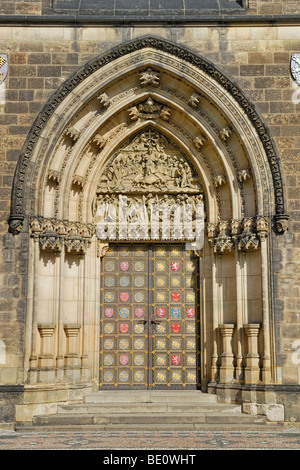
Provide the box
[93,128,204,241]
[96,128,201,194]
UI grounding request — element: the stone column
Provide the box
[235,248,247,382]
[257,217,271,383]
[219,324,235,383]
[211,254,219,381]
[28,237,40,383]
[244,323,261,384]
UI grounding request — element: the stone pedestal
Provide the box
[37,325,56,368]
[37,325,56,383]
[63,325,81,380]
[219,324,235,383]
[244,323,261,383]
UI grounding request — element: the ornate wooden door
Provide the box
[99,243,200,389]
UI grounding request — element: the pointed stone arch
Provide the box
[9,35,287,234]
[9,36,289,403]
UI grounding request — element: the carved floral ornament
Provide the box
[30,217,93,254]
[8,36,288,236]
[207,216,270,254]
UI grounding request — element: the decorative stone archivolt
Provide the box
[8,36,288,237]
[8,37,289,397]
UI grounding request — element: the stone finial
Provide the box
[72,175,85,188]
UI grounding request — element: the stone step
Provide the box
[16,422,275,432]
[32,411,266,428]
[16,391,273,432]
[84,390,218,404]
[57,402,242,415]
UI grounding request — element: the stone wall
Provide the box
[0,21,300,421]
[249,1,300,15]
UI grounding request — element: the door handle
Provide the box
[151,319,162,324]
[136,320,147,325]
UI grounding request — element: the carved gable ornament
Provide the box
[94,128,204,244]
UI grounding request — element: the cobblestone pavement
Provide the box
[1,428,300,451]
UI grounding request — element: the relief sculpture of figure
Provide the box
[142,153,166,188]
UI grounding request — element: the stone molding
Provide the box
[29,214,271,256]
[207,216,269,254]
[30,216,93,254]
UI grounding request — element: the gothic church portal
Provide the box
[0,1,299,426]
[11,37,282,404]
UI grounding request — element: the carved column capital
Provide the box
[97,241,109,258]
